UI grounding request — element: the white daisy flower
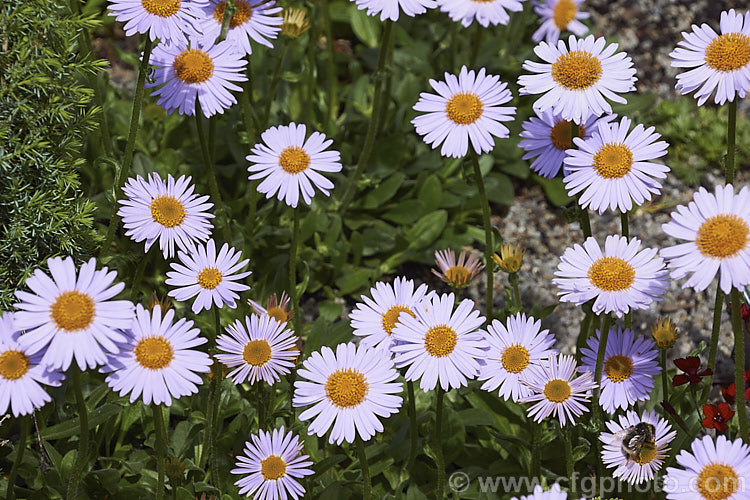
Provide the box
[391,293,487,392]
[350,277,431,352]
[518,34,637,124]
[293,342,403,445]
[438,0,524,28]
[118,173,214,259]
[478,313,557,402]
[352,0,438,22]
[14,257,134,371]
[102,305,212,406]
[215,315,299,385]
[166,239,251,313]
[247,123,342,208]
[107,0,204,44]
[512,483,570,500]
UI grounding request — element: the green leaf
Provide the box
[418,175,442,212]
[349,6,381,49]
[535,175,572,207]
[406,210,447,250]
[362,172,406,209]
[42,403,122,440]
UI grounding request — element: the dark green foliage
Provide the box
[0,0,104,307]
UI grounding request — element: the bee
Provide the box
[611,422,657,464]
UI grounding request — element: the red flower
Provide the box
[721,383,750,405]
[702,403,734,432]
[742,304,750,320]
[672,356,712,386]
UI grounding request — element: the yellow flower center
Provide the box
[553,0,578,30]
[550,120,585,150]
[50,290,95,332]
[697,463,739,500]
[279,146,311,174]
[552,50,603,90]
[543,378,571,403]
[135,336,174,370]
[0,350,30,381]
[501,345,530,374]
[634,444,658,465]
[593,143,633,179]
[266,306,288,324]
[150,195,186,228]
[197,267,223,290]
[704,33,750,73]
[696,214,749,259]
[260,455,287,480]
[173,49,214,84]
[604,354,634,382]
[140,0,180,17]
[445,266,472,286]
[325,368,369,408]
[243,339,272,366]
[213,0,252,28]
[424,325,458,357]
[588,257,636,291]
[381,305,416,336]
[445,92,484,125]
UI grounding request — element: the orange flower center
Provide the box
[150,195,186,228]
[0,350,31,381]
[552,50,603,90]
[550,120,585,150]
[445,92,483,125]
[135,336,174,370]
[553,0,578,30]
[593,143,633,179]
[173,49,214,84]
[381,305,415,336]
[50,291,95,332]
[424,325,457,357]
[213,0,253,28]
[696,214,749,258]
[325,368,368,408]
[279,146,311,174]
[141,0,180,17]
[704,33,750,73]
[588,257,636,291]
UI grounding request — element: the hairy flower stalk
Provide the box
[153,404,167,500]
[321,0,337,131]
[471,150,494,323]
[434,386,446,500]
[356,436,372,500]
[195,104,230,243]
[66,366,90,500]
[7,416,29,500]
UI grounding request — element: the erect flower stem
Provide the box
[100,36,153,259]
[509,272,521,311]
[7,415,29,500]
[470,150,494,324]
[215,0,236,44]
[702,284,725,405]
[66,366,90,500]
[195,106,231,243]
[263,37,291,127]
[321,0,338,132]
[530,419,541,478]
[153,404,167,500]
[469,23,482,68]
[289,208,301,337]
[563,425,576,495]
[240,60,259,256]
[731,289,749,443]
[725,100,737,184]
[338,20,394,215]
[621,211,630,332]
[406,380,419,470]
[591,313,611,481]
[355,436,371,500]
[433,386,446,500]
[305,4,318,125]
[199,307,222,478]
[661,349,670,405]
[129,246,152,303]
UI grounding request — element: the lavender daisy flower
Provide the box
[412,66,516,158]
[661,184,750,294]
[512,484,569,500]
[118,173,214,259]
[166,239,251,313]
[0,313,64,417]
[350,277,431,352]
[102,305,211,406]
[664,435,750,499]
[293,342,403,445]
[432,249,484,288]
[14,257,134,371]
[231,426,313,500]
[247,123,342,208]
[438,0,524,28]
[531,0,589,44]
[518,109,614,179]
[580,327,660,413]
[197,0,283,57]
[518,35,637,124]
[670,9,750,105]
[391,293,487,392]
[352,0,438,22]
[554,235,668,318]
[215,315,299,385]
[478,313,557,402]
[520,353,597,426]
[601,410,676,484]
[107,0,204,43]
[563,116,670,214]
[147,34,247,118]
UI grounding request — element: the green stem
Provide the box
[592,314,611,482]
[263,38,290,127]
[257,383,266,430]
[289,209,301,336]
[376,23,395,137]
[321,0,337,132]
[195,108,231,243]
[575,304,594,360]
[434,387,445,500]
[509,272,521,311]
[661,349,670,405]
[469,24,482,67]
[100,37,153,259]
[305,8,317,125]
[406,380,418,470]
[731,289,749,443]
[66,366,89,500]
[215,0,236,44]
[563,425,576,495]
[530,419,540,478]
[470,150,494,324]
[240,60,259,258]
[153,405,167,500]
[622,211,630,330]
[356,436,371,500]
[726,100,737,184]
[7,415,29,500]
[129,247,151,303]
[702,284,725,405]
[338,20,394,214]
[209,307,221,490]
[448,23,458,72]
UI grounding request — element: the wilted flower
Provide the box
[492,243,525,273]
[433,249,484,288]
[650,317,678,350]
[281,7,310,37]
